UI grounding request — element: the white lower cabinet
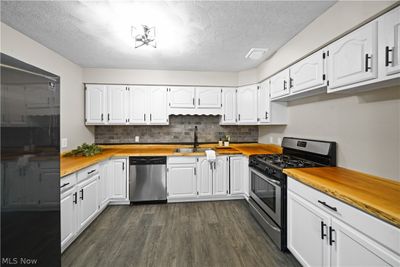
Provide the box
[60,186,77,250]
[230,156,246,195]
[167,159,197,200]
[197,157,213,197]
[213,156,228,196]
[61,158,129,252]
[288,177,400,267]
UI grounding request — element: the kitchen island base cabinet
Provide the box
[287,177,400,267]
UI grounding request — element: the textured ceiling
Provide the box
[1,1,336,71]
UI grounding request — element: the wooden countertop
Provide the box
[61,143,281,177]
[284,167,400,227]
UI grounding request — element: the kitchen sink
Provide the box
[175,148,213,153]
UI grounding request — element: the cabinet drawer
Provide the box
[60,173,76,192]
[288,177,400,254]
[168,157,197,164]
[77,164,99,183]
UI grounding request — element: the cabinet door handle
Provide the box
[385,46,393,67]
[122,162,125,170]
[238,114,241,121]
[108,113,110,121]
[223,114,226,121]
[60,182,70,189]
[73,192,78,204]
[194,168,196,176]
[283,80,287,90]
[144,114,146,121]
[101,113,104,121]
[80,189,84,200]
[150,114,152,121]
[321,221,327,240]
[192,98,195,106]
[365,54,372,72]
[289,78,293,88]
[198,98,200,105]
[329,226,335,246]
[318,200,337,212]
[265,111,268,119]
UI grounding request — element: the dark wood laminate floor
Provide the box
[62,200,300,267]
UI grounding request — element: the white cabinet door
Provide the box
[221,88,237,125]
[330,218,400,267]
[270,68,290,99]
[237,85,258,124]
[213,156,228,196]
[230,156,245,195]
[127,86,147,124]
[257,81,270,124]
[77,176,99,230]
[112,159,127,199]
[167,164,197,199]
[197,157,213,197]
[380,6,400,77]
[196,87,222,109]
[291,50,326,93]
[287,191,331,267]
[98,161,108,208]
[107,85,127,124]
[61,187,76,249]
[169,87,195,108]
[85,84,106,125]
[149,87,168,125]
[328,21,378,90]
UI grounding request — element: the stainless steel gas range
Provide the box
[248,137,336,251]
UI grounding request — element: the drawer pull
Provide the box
[87,170,96,175]
[318,200,337,212]
[60,182,70,188]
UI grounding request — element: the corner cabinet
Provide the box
[287,177,400,267]
[237,85,258,124]
[327,20,378,91]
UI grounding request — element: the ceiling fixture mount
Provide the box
[132,25,156,48]
[245,48,268,60]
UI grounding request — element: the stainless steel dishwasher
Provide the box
[129,156,167,203]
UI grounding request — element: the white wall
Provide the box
[257,1,396,80]
[83,68,238,86]
[1,22,94,151]
[259,87,400,181]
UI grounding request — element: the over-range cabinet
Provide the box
[1,53,61,266]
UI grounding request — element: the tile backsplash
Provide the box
[95,115,258,144]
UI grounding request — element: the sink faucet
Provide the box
[193,126,199,151]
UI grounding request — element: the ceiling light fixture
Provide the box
[245,48,268,60]
[132,25,156,48]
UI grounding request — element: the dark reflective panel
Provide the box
[251,172,276,212]
[1,53,61,266]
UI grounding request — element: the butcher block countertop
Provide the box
[284,167,400,227]
[60,143,281,177]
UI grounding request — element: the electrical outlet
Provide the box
[61,138,68,148]
[135,136,140,142]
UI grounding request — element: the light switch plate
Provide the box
[61,138,68,148]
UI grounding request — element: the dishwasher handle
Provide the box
[130,157,166,165]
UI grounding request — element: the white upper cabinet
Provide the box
[169,87,195,109]
[85,84,107,125]
[237,85,258,124]
[196,87,222,109]
[149,87,168,125]
[107,85,128,124]
[220,87,237,125]
[290,50,326,94]
[328,20,378,91]
[257,81,270,124]
[270,68,290,99]
[127,86,147,124]
[379,5,400,77]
